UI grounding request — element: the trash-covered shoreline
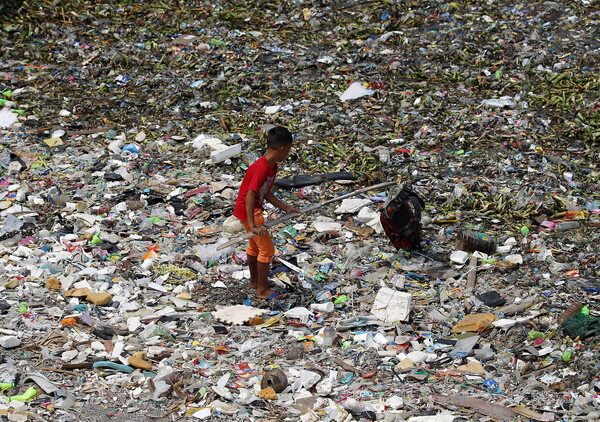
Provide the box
[1,0,599,421]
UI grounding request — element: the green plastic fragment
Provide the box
[527,330,544,340]
[152,324,177,342]
[278,225,297,238]
[0,382,15,391]
[8,387,37,402]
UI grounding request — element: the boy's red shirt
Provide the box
[233,156,278,220]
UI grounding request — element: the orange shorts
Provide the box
[239,209,275,263]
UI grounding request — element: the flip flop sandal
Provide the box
[264,291,286,300]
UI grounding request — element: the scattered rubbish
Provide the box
[0,0,598,420]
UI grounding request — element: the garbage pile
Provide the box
[1,0,599,421]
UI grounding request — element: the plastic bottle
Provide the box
[555,221,580,232]
[322,326,336,347]
[456,230,496,254]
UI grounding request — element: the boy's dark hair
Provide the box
[266,126,293,149]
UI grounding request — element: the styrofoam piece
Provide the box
[108,139,125,154]
[334,198,372,214]
[299,370,321,389]
[192,408,211,419]
[405,351,430,364]
[313,221,342,232]
[0,107,18,128]
[492,319,517,329]
[356,206,378,222]
[505,254,523,264]
[371,287,411,322]
[264,105,281,114]
[450,250,469,264]
[191,134,224,150]
[496,245,512,254]
[472,251,489,260]
[284,307,312,322]
[212,305,266,325]
[386,395,404,409]
[366,216,383,233]
[210,143,242,163]
[339,82,374,102]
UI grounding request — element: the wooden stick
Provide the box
[216,181,395,251]
[37,367,81,377]
[464,256,478,312]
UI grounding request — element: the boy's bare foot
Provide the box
[256,289,286,300]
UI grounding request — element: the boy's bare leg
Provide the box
[247,255,258,288]
[256,261,285,299]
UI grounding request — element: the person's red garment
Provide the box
[233,156,278,220]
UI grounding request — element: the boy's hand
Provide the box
[282,205,300,214]
[251,225,268,236]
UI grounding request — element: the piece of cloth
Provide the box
[233,156,277,220]
[239,209,275,263]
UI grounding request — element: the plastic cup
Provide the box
[310,302,334,313]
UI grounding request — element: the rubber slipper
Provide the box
[263,291,286,300]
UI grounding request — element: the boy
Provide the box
[233,126,298,300]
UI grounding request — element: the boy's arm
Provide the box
[246,190,267,236]
[265,191,299,214]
